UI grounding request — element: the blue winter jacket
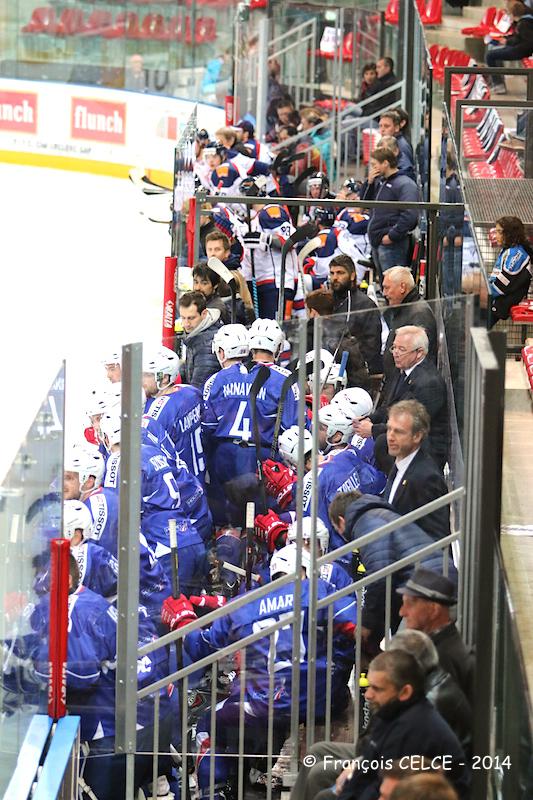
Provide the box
[365,171,420,247]
[343,495,456,631]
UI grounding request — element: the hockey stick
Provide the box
[269,358,314,460]
[320,291,352,392]
[271,149,306,174]
[249,364,271,514]
[277,222,318,323]
[297,234,323,298]
[246,206,260,318]
[168,519,192,800]
[244,502,256,592]
[221,559,260,584]
[207,256,237,323]
[129,166,171,194]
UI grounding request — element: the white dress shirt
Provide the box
[388,448,420,503]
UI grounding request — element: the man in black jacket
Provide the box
[179,291,223,388]
[363,57,400,117]
[382,266,437,379]
[397,568,475,704]
[355,325,449,469]
[328,255,384,375]
[383,400,451,540]
[307,650,470,800]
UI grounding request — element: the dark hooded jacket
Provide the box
[343,495,457,633]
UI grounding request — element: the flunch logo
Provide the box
[71,98,126,144]
[0,91,37,133]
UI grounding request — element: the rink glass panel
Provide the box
[0,1,236,101]
[0,363,65,795]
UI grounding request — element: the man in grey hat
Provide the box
[398,567,474,702]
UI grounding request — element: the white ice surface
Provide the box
[0,163,171,481]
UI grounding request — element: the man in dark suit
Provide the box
[383,399,451,541]
[354,325,449,469]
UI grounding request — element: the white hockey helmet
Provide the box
[100,412,121,450]
[86,387,107,419]
[331,388,373,420]
[278,426,313,467]
[63,499,93,542]
[143,346,180,389]
[249,318,284,359]
[318,403,354,446]
[64,446,105,489]
[102,350,121,367]
[287,517,330,554]
[212,324,250,363]
[270,543,311,579]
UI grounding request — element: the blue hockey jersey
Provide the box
[248,362,303,455]
[185,579,354,718]
[203,363,252,442]
[84,487,119,556]
[31,589,170,741]
[303,446,386,554]
[144,385,205,484]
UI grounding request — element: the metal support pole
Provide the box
[426,208,439,300]
[306,318,323,750]
[398,0,415,131]
[255,10,270,141]
[525,71,533,179]
[115,343,142,800]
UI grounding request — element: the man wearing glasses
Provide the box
[353,325,449,470]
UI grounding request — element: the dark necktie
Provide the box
[385,464,399,501]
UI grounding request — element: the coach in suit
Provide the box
[383,399,450,541]
[354,325,449,469]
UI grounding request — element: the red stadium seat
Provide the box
[461,6,497,37]
[422,0,442,26]
[512,301,533,323]
[83,10,114,36]
[21,6,58,34]
[523,57,533,68]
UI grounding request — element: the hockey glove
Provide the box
[161,594,197,630]
[302,258,316,275]
[243,231,271,252]
[254,510,288,553]
[262,459,296,510]
[189,594,227,611]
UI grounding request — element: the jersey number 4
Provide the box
[228,401,251,441]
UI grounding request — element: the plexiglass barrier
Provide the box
[0,363,65,795]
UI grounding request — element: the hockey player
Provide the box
[29,556,174,800]
[161,544,356,800]
[62,499,119,599]
[236,119,272,163]
[100,410,122,492]
[64,447,172,617]
[103,350,122,384]
[202,324,257,526]
[248,319,302,457]
[240,178,299,319]
[143,346,206,485]
[331,387,377,466]
[304,401,386,560]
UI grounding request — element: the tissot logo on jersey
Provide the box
[71,99,126,144]
[0,91,37,133]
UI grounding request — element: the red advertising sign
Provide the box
[0,91,37,133]
[71,98,126,144]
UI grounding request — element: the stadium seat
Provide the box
[422,0,442,26]
[468,145,523,179]
[21,6,58,34]
[56,8,85,36]
[462,110,503,159]
[83,10,114,36]
[461,6,497,37]
[522,57,533,69]
[138,13,167,41]
[512,301,533,323]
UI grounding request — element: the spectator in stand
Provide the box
[300,107,331,168]
[364,56,401,117]
[124,53,147,92]
[356,325,449,469]
[486,2,533,93]
[389,630,472,754]
[305,650,470,800]
[356,62,377,103]
[328,491,457,653]
[376,135,415,181]
[488,215,533,324]
[329,255,384,375]
[383,400,451,539]
[440,153,465,297]
[267,97,301,142]
[363,147,419,283]
[397,567,475,703]
[178,291,223,388]
[381,266,438,376]
[396,107,412,142]
[378,110,416,180]
[391,774,459,800]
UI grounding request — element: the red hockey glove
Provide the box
[254,510,288,553]
[189,594,227,611]
[161,594,197,630]
[303,258,316,274]
[262,459,296,510]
